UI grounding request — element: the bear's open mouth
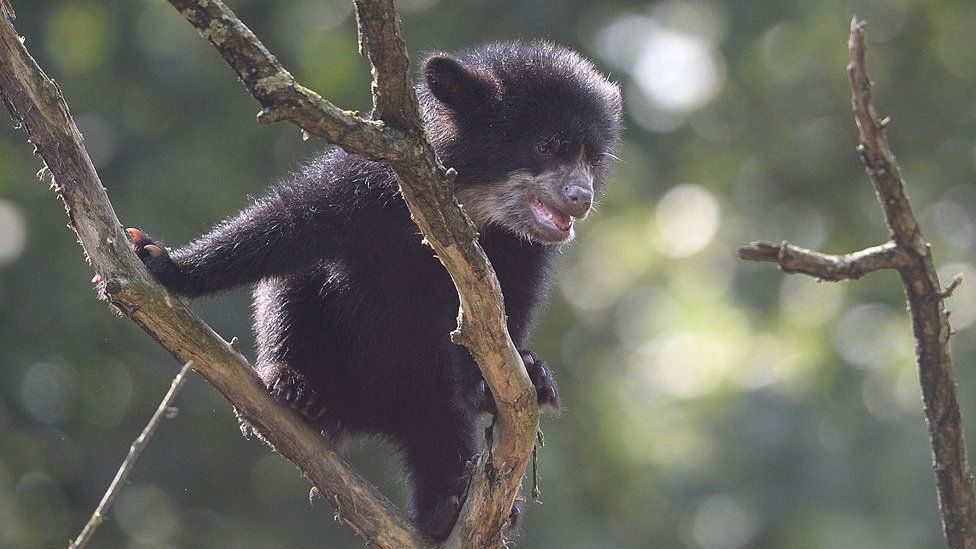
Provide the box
[530,197,573,233]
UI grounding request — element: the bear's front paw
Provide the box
[126,228,181,288]
[521,350,562,414]
[476,349,562,415]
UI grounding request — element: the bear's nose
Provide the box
[560,185,593,217]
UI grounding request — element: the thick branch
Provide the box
[352,2,539,545]
[737,241,909,280]
[848,18,976,548]
[0,12,428,549]
[70,361,194,549]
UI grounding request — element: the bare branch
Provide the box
[847,19,924,254]
[354,0,420,127]
[739,18,976,549]
[737,241,909,280]
[848,18,976,548]
[70,361,195,549]
[351,2,539,545]
[0,13,428,549]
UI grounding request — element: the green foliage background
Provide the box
[2,0,976,547]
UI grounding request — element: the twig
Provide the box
[942,274,964,300]
[739,18,976,548]
[736,240,909,280]
[69,361,195,549]
[0,11,428,549]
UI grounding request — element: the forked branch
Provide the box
[738,18,976,549]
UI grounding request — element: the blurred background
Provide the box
[1,0,975,547]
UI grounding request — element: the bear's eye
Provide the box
[534,139,559,158]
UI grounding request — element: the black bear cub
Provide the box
[130,41,622,539]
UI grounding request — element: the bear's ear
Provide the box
[423,55,496,111]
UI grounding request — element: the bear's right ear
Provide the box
[423,55,496,111]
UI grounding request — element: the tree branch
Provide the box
[739,18,976,549]
[851,18,976,547]
[848,21,924,255]
[70,361,195,549]
[0,11,428,549]
[353,3,538,545]
[737,241,909,280]
[353,0,418,127]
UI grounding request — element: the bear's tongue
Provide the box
[532,198,573,232]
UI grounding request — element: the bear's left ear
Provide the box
[423,55,497,111]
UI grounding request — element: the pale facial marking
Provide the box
[455,167,591,245]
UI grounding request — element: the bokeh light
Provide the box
[595,4,726,132]
[0,199,26,266]
[113,485,181,544]
[691,494,761,549]
[652,184,721,258]
[20,362,77,426]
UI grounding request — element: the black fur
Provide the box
[131,41,621,539]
